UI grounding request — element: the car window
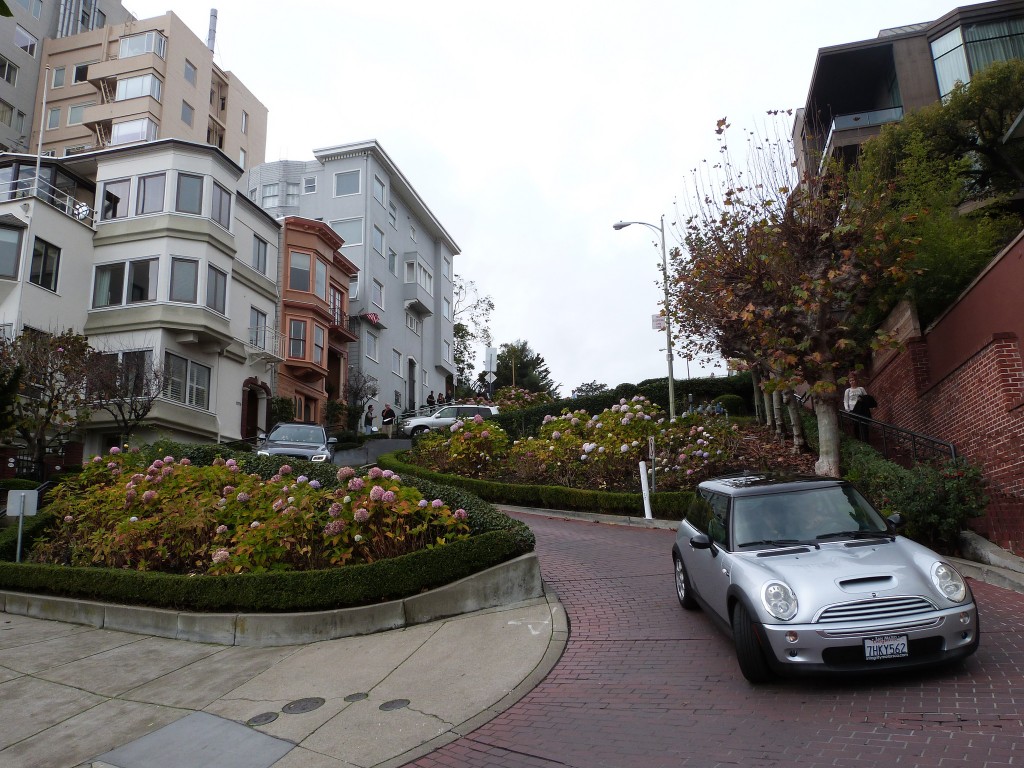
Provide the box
[434,407,457,419]
[706,492,729,546]
[683,493,713,533]
[457,406,483,417]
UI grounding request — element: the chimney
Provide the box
[207,9,218,52]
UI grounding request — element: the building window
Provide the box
[212,182,231,228]
[405,311,421,336]
[120,31,167,59]
[15,26,37,57]
[329,217,362,246]
[392,349,402,375]
[15,0,42,18]
[303,176,316,194]
[365,330,378,361]
[372,279,384,309]
[67,103,93,126]
[443,257,451,280]
[0,99,12,127]
[184,59,197,86]
[249,307,267,349]
[261,183,279,208]
[410,225,417,242]
[100,179,130,220]
[313,324,325,366]
[111,117,158,145]
[136,173,165,215]
[388,202,397,229]
[73,63,90,83]
[0,228,21,279]
[443,340,452,363]
[334,170,359,196]
[29,238,59,292]
[442,297,451,321]
[52,66,65,88]
[0,54,18,87]
[128,259,158,303]
[206,265,227,314]
[288,318,307,358]
[405,261,433,295]
[373,176,385,206]
[289,251,310,292]
[241,110,249,134]
[175,173,204,215]
[46,107,60,130]
[252,236,268,274]
[238,148,247,168]
[932,20,1024,97]
[163,352,210,409]
[285,181,299,205]
[329,285,345,324]
[388,248,397,275]
[181,101,194,127]
[373,225,384,256]
[116,74,162,102]
[14,110,25,134]
[315,259,327,300]
[92,263,124,307]
[170,257,198,303]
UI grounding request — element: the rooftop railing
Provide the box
[0,176,96,227]
[819,106,904,173]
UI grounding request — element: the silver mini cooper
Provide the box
[672,474,979,683]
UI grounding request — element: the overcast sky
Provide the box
[128,0,947,395]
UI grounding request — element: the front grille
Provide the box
[816,596,936,624]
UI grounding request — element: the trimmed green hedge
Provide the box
[0,479,42,492]
[378,451,694,521]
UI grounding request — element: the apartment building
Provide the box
[277,216,359,424]
[249,141,459,415]
[0,0,134,154]
[793,0,1024,176]
[30,11,267,170]
[0,138,281,456]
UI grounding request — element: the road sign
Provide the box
[485,372,496,384]
[484,346,497,372]
[652,314,667,331]
[648,436,656,459]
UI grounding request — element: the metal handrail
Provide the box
[839,410,958,464]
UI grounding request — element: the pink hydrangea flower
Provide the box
[110,446,121,455]
[324,520,345,536]
[279,465,292,475]
[337,466,356,481]
[223,485,236,496]
[237,492,250,503]
[473,414,484,424]
[382,490,396,503]
[152,459,164,469]
[142,490,157,503]
[329,503,342,517]
[212,548,230,564]
[348,477,365,491]
[382,470,395,479]
[368,467,383,479]
[225,459,237,468]
[296,475,308,484]
[309,480,321,489]
[431,499,443,508]
[92,456,103,463]
[129,516,139,522]
[354,508,369,523]
[250,521,261,529]
[216,524,228,534]
[163,456,175,464]
[418,499,428,508]
[369,485,385,501]
[272,499,285,512]
[180,457,191,465]
[454,508,468,521]
[64,515,74,523]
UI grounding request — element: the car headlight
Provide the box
[311,454,327,462]
[761,581,799,621]
[257,450,269,457]
[931,561,967,602]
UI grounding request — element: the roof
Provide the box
[698,473,845,496]
[311,139,460,256]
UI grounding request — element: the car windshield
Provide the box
[268,425,324,444]
[731,486,889,549]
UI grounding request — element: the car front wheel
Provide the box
[411,426,429,436]
[731,602,774,684]
[673,554,698,610]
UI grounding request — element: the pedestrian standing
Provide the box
[381,403,396,438]
[363,404,375,435]
[426,391,436,408]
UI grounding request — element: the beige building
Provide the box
[29,11,266,170]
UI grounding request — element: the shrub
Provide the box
[713,394,747,416]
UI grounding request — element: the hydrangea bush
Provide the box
[410,396,742,492]
[31,451,470,575]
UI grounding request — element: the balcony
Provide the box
[0,176,95,226]
[819,106,904,172]
[244,326,285,365]
[402,280,434,316]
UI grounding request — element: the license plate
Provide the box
[864,634,909,661]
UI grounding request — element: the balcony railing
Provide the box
[244,326,285,363]
[819,106,904,173]
[0,176,95,226]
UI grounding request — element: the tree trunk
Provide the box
[785,392,806,454]
[772,388,785,440]
[813,398,841,477]
[751,368,764,424]
[762,388,774,431]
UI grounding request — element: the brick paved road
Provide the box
[408,512,1024,768]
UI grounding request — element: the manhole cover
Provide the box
[282,697,325,714]
[344,692,369,702]
[379,699,410,711]
[246,712,279,727]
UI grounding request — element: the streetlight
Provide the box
[613,215,676,420]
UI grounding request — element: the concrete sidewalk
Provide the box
[0,591,564,768]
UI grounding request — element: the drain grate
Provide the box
[344,692,369,702]
[379,699,410,711]
[246,712,279,727]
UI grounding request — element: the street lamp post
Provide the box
[613,215,676,421]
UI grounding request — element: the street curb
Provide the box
[496,504,680,530]
[0,552,544,646]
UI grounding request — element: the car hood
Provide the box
[735,537,967,619]
[260,442,326,455]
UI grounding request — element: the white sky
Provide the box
[127,0,947,395]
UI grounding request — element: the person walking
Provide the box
[843,372,875,440]
[381,403,396,438]
[363,404,375,435]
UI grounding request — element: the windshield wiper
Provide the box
[737,539,812,549]
[816,530,894,541]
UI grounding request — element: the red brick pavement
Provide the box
[405,512,1024,768]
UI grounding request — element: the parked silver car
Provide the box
[256,423,336,463]
[673,474,979,683]
[399,404,499,436]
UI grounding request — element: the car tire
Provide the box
[411,426,429,436]
[673,554,699,610]
[731,602,774,684]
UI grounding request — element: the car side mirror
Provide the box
[886,513,906,530]
[256,429,266,441]
[327,437,337,445]
[690,533,717,554]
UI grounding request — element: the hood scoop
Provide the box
[756,546,812,558]
[838,575,896,593]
